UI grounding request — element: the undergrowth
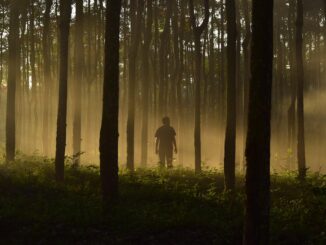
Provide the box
[0,156,325,244]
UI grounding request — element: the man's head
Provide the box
[162,116,170,126]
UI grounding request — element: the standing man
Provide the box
[155,117,177,168]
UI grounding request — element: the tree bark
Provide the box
[224,0,237,191]
[296,0,306,180]
[55,0,72,181]
[6,0,19,162]
[189,0,209,174]
[243,0,273,243]
[287,0,296,159]
[141,0,153,167]
[42,0,53,156]
[73,0,84,166]
[29,0,38,151]
[242,0,251,169]
[100,0,122,202]
[126,0,143,171]
[158,0,172,117]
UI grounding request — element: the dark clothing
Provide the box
[155,125,176,149]
[155,125,176,168]
[159,147,173,168]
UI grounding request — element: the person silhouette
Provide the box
[155,116,177,168]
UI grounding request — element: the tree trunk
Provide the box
[324,0,326,90]
[6,0,19,162]
[141,0,153,167]
[189,0,209,174]
[73,0,84,166]
[158,0,172,117]
[287,0,296,161]
[100,0,122,203]
[55,0,72,181]
[296,0,306,180]
[29,0,38,152]
[42,0,53,156]
[242,0,251,169]
[126,0,143,171]
[224,0,236,191]
[243,0,273,243]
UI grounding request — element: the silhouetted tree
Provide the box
[6,0,19,162]
[158,0,172,116]
[100,0,122,202]
[287,0,296,158]
[55,0,72,181]
[244,0,273,243]
[224,0,236,190]
[296,0,306,180]
[189,0,209,173]
[73,0,84,166]
[42,0,52,156]
[126,0,143,171]
[242,0,251,160]
[141,0,153,167]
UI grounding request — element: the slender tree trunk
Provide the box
[43,0,53,156]
[0,5,4,133]
[287,0,296,159]
[224,0,236,191]
[126,0,143,171]
[220,0,226,125]
[141,0,153,167]
[30,0,38,152]
[189,0,209,174]
[242,0,251,169]
[243,0,273,243]
[323,0,326,90]
[55,0,72,181]
[176,0,186,166]
[6,0,19,162]
[158,1,172,117]
[0,5,4,94]
[73,0,84,166]
[100,0,122,202]
[296,0,306,180]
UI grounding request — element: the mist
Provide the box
[1,0,326,174]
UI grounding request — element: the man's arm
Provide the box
[173,136,177,154]
[155,137,159,154]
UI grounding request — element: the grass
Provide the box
[0,156,325,244]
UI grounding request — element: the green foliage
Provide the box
[0,158,325,244]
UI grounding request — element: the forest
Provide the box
[0,0,326,244]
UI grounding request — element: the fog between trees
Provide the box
[0,0,325,173]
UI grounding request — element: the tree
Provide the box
[296,0,306,180]
[224,0,237,190]
[126,0,143,171]
[42,0,53,156]
[287,0,296,159]
[243,0,274,243]
[324,1,326,85]
[73,0,84,166]
[100,0,122,202]
[140,0,153,167]
[189,0,209,173]
[55,0,72,181]
[158,0,172,117]
[6,0,19,162]
[242,0,251,162]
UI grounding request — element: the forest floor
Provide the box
[0,156,326,244]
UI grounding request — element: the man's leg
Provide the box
[159,149,165,168]
[166,147,173,169]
